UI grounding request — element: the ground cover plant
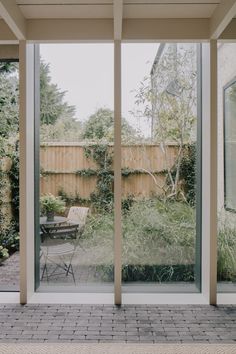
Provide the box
[78,198,196,282]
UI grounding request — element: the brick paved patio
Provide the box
[0,252,107,291]
[0,304,235,343]
[0,252,19,291]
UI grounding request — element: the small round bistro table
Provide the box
[40,216,68,226]
[39,216,69,244]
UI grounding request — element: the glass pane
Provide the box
[121,43,201,293]
[0,61,20,291]
[218,43,236,292]
[36,44,114,292]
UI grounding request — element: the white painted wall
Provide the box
[218,43,236,212]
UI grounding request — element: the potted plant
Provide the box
[40,193,66,221]
[0,245,9,265]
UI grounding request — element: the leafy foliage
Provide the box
[40,115,82,142]
[179,144,196,205]
[82,108,137,143]
[0,62,18,74]
[8,142,20,229]
[0,138,19,259]
[82,198,196,282]
[134,44,197,200]
[0,64,19,138]
[0,245,9,261]
[40,193,66,214]
[40,61,76,125]
[218,221,236,282]
[84,144,114,212]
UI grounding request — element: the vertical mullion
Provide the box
[114,40,122,305]
[19,41,35,304]
[210,39,218,305]
[34,44,40,291]
[19,40,27,304]
[195,43,202,292]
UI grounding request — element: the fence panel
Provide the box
[40,143,178,199]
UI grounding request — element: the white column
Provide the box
[210,39,218,305]
[114,39,122,305]
[19,41,35,304]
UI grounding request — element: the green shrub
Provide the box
[179,144,196,205]
[0,225,19,255]
[8,142,19,230]
[0,245,9,261]
[85,144,114,213]
[95,264,194,283]
[218,224,236,282]
[121,195,135,214]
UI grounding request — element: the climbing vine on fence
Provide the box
[84,144,114,212]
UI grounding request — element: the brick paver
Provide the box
[0,304,235,343]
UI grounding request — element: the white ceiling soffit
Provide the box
[19,4,113,19]
[18,3,218,20]
[16,0,219,3]
[124,0,219,3]
[124,4,217,19]
[16,0,113,4]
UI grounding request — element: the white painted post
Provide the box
[114,39,122,305]
[210,39,218,305]
[19,41,35,304]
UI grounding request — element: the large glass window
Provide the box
[224,80,236,211]
[34,42,203,297]
[35,44,114,292]
[121,43,202,293]
[218,43,236,292]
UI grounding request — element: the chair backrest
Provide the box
[67,206,89,228]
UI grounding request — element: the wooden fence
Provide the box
[40,143,178,199]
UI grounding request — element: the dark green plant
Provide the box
[0,245,9,261]
[95,264,194,283]
[40,61,76,125]
[218,224,236,282]
[122,195,135,214]
[85,144,114,212]
[179,144,196,205]
[40,193,66,214]
[0,139,19,257]
[75,168,97,177]
[8,142,20,230]
[0,224,19,255]
[82,108,137,143]
[58,188,90,207]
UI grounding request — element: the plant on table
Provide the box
[40,193,66,221]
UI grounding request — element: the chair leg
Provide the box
[41,263,46,280]
[41,263,49,282]
[70,264,76,284]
